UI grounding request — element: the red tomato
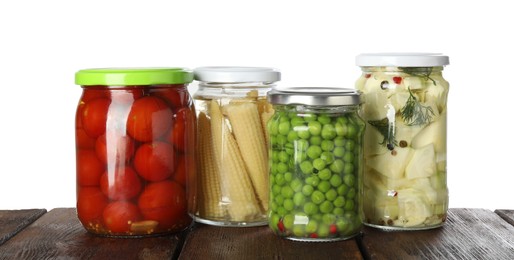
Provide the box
[100,166,142,200]
[81,98,111,138]
[138,181,190,229]
[126,96,173,142]
[77,150,104,186]
[173,155,187,187]
[103,201,141,233]
[77,187,108,225]
[166,108,195,152]
[110,88,144,106]
[95,132,136,165]
[76,128,96,149]
[81,88,109,102]
[150,86,189,110]
[134,142,176,182]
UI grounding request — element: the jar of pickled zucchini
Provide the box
[74,68,195,237]
[191,66,280,226]
[355,53,450,230]
[267,87,364,241]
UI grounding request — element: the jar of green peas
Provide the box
[267,87,364,241]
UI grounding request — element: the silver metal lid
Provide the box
[267,87,360,106]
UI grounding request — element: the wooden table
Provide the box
[1,208,514,259]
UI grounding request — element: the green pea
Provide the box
[310,136,322,145]
[272,184,281,195]
[345,139,356,151]
[329,174,343,187]
[303,113,317,122]
[291,117,305,127]
[337,116,349,125]
[300,161,313,174]
[276,134,287,146]
[283,214,295,229]
[290,179,303,192]
[272,150,280,162]
[312,214,323,221]
[284,143,295,155]
[303,202,318,215]
[335,122,348,137]
[322,213,336,224]
[343,174,356,187]
[277,151,289,163]
[293,225,306,237]
[293,193,306,206]
[318,223,330,237]
[311,190,325,204]
[277,207,287,216]
[271,201,278,211]
[284,199,294,211]
[275,194,284,205]
[320,152,334,164]
[297,128,311,139]
[296,139,309,151]
[317,181,331,193]
[313,158,326,171]
[284,172,293,182]
[330,159,344,174]
[305,219,318,233]
[343,151,354,163]
[325,189,338,201]
[336,218,350,233]
[275,173,286,186]
[308,121,322,136]
[321,124,337,140]
[318,115,331,125]
[333,147,345,157]
[333,207,345,216]
[321,140,335,151]
[334,137,345,147]
[302,185,314,196]
[346,188,356,199]
[305,176,320,186]
[278,121,291,135]
[281,186,294,199]
[337,184,349,196]
[270,213,280,231]
[287,131,298,142]
[320,201,334,214]
[333,196,346,208]
[343,163,354,175]
[318,168,332,181]
[307,145,322,159]
[346,124,357,138]
[344,199,355,211]
[277,162,288,174]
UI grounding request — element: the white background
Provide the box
[0,0,512,210]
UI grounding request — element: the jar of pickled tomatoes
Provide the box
[74,68,195,237]
[191,66,280,226]
[267,87,364,241]
[355,53,450,230]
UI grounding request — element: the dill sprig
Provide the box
[400,88,435,126]
[368,117,397,150]
[399,67,436,85]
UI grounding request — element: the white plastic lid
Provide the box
[193,66,281,83]
[356,53,449,67]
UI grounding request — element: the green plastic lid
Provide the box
[75,68,193,86]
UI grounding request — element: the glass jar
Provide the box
[191,66,280,226]
[355,53,450,230]
[267,87,364,241]
[74,68,195,237]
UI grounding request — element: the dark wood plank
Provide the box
[495,209,514,227]
[0,209,46,246]
[359,208,514,259]
[179,223,363,260]
[0,208,187,260]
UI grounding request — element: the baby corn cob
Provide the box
[210,100,261,221]
[225,102,269,212]
[256,98,274,150]
[197,112,225,218]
